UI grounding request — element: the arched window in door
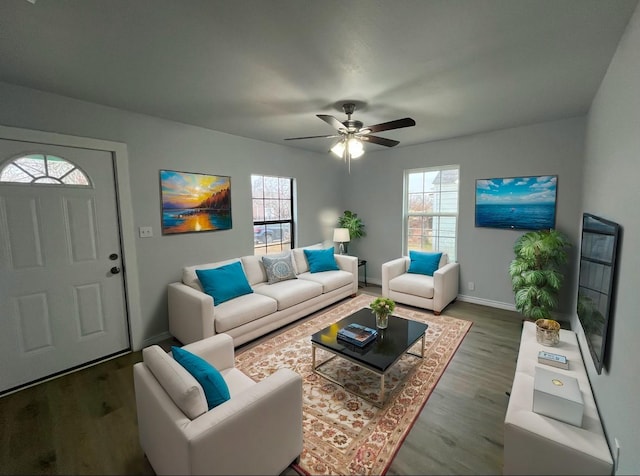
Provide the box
[0,153,91,186]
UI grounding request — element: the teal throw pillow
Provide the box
[407,251,443,276]
[304,247,339,273]
[196,261,253,305]
[171,346,230,410]
[262,252,297,284]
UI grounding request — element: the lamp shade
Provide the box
[333,228,350,243]
[330,141,345,158]
[330,138,364,159]
[347,138,364,158]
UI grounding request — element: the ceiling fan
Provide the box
[284,103,416,171]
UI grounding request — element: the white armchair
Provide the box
[133,334,303,475]
[381,253,459,315]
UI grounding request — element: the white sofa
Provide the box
[168,244,358,346]
[381,253,459,315]
[133,334,303,475]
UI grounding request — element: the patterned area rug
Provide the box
[235,295,472,476]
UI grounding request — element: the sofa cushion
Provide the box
[196,261,254,305]
[254,279,323,310]
[240,255,269,286]
[304,247,339,273]
[298,269,353,293]
[389,272,435,299]
[292,243,323,274]
[182,258,238,291]
[407,251,443,276]
[171,346,230,410]
[262,252,298,284]
[214,292,278,333]
[142,345,208,420]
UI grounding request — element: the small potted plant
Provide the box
[508,229,570,345]
[370,297,396,329]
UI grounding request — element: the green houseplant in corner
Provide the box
[509,229,570,345]
[337,210,366,254]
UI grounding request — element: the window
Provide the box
[404,165,459,261]
[0,154,90,186]
[251,174,294,256]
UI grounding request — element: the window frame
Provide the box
[251,174,295,256]
[403,165,460,261]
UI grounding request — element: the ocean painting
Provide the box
[475,175,557,230]
[160,170,232,235]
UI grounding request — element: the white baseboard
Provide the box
[365,277,382,286]
[456,294,517,312]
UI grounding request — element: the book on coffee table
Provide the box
[337,323,378,347]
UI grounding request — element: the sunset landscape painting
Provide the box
[160,170,232,234]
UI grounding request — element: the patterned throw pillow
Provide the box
[262,253,298,284]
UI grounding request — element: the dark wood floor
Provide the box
[386,293,522,475]
[0,286,523,475]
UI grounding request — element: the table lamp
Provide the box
[333,228,350,255]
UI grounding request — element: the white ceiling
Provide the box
[0,0,637,153]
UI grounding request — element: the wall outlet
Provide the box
[614,438,620,471]
[468,281,475,291]
[139,226,153,238]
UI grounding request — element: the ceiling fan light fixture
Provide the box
[287,103,415,172]
[330,137,364,159]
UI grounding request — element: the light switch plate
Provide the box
[139,226,153,238]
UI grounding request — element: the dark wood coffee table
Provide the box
[310,307,428,407]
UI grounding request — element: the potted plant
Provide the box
[338,210,367,253]
[337,210,365,254]
[508,229,570,345]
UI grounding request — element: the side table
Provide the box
[358,259,367,287]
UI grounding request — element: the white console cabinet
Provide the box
[504,321,613,475]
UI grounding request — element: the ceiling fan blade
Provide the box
[361,135,400,147]
[364,117,416,134]
[317,114,347,131]
[284,134,340,141]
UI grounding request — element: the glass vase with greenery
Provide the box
[370,297,395,329]
[509,229,571,320]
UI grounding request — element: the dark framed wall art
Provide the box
[475,175,557,230]
[160,170,232,235]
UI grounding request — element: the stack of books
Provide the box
[337,323,378,347]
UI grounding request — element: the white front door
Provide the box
[0,140,130,394]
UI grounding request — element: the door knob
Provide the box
[110,266,121,274]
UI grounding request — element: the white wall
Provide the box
[345,116,586,314]
[579,4,640,473]
[0,82,345,347]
